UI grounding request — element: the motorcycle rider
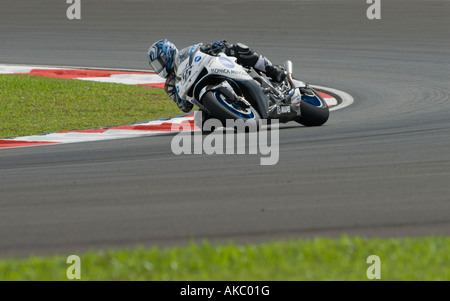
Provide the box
[147,39,313,113]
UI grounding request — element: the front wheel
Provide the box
[201,91,260,128]
[294,89,329,126]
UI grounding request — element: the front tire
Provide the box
[201,91,260,129]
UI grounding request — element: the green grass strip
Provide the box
[1,236,449,280]
[0,75,180,139]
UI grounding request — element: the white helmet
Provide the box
[147,39,178,78]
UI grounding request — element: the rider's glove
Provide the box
[164,74,194,113]
[211,40,227,50]
[201,40,228,55]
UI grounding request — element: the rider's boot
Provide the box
[226,43,287,83]
[299,86,314,98]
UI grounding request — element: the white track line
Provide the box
[311,85,354,111]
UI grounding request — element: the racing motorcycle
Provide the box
[174,45,329,130]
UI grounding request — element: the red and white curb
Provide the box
[0,114,198,148]
[0,64,348,149]
[0,64,165,89]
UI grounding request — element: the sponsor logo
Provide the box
[210,68,247,76]
[194,56,202,62]
[277,106,291,114]
[219,57,235,68]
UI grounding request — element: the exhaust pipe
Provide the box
[284,60,293,75]
[284,60,296,89]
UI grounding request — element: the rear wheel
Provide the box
[294,89,329,126]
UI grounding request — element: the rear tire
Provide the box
[294,90,329,126]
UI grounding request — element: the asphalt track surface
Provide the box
[0,0,449,257]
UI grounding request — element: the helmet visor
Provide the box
[149,57,167,77]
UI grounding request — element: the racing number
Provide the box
[181,65,193,84]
